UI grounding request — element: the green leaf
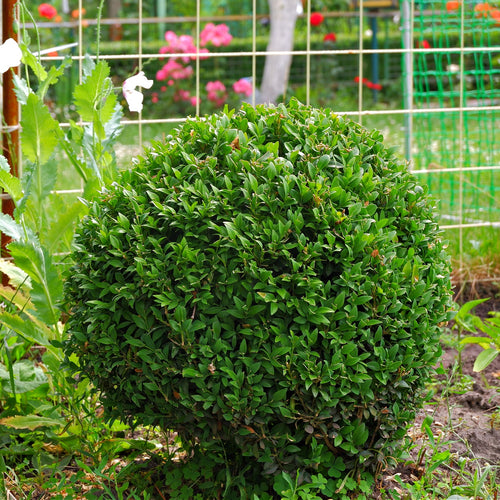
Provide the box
[21,156,58,209]
[45,199,86,252]
[0,168,23,203]
[21,93,61,165]
[455,298,489,331]
[0,259,30,288]
[12,73,30,104]
[473,348,499,372]
[37,57,72,100]
[0,213,24,240]
[183,367,202,378]
[272,388,287,402]
[73,59,116,138]
[0,360,48,394]
[0,311,58,350]
[460,336,493,347]
[97,438,156,456]
[0,155,10,172]
[9,241,62,325]
[21,47,48,82]
[0,415,63,430]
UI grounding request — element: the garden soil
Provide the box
[376,297,500,497]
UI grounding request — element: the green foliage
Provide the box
[455,299,500,372]
[64,98,453,497]
[0,40,127,495]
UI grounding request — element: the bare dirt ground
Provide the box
[376,296,500,498]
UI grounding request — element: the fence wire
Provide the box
[3,0,500,284]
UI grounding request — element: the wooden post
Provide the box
[2,0,20,283]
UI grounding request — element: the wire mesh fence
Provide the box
[2,0,500,285]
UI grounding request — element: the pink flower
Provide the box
[190,96,200,107]
[156,68,167,81]
[160,30,209,62]
[232,78,253,97]
[174,89,191,102]
[161,31,198,62]
[310,12,324,26]
[206,80,226,93]
[200,23,232,47]
[156,59,193,81]
[151,92,159,103]
[206,80,227,106]
[164,30,178,44]
[38,3,57,19]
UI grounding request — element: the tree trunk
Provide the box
[258,0,299,104]
[108,0,123,41]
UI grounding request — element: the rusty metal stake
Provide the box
[2,0,20,284]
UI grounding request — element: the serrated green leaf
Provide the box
[21,93,60,164]
[21,48,48,81]
[9,241,62,325]
[0,259,30,288]
[21,157,58,210]
[73,59,116,138]
[37,57,72,100]
[0,213,24,240]
[45,199,86,252]
[0,155,10,172]
[12,73,30,104]
[0,310,57,350]
[0,169,23,203]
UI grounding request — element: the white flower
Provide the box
[123,71,153,113]
[0,38,22,74]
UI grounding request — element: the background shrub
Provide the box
[64,99,453,497]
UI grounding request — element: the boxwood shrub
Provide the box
[64,98,452,497]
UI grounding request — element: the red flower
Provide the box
[38,3,57,19]
[310,12,324,26]
[475,2,492,17]
[366,82,382,90]
[416,39,431,49]
[355,76,382,91]
[323,32,337,43]
[354,76,369,84]
[446,1,460,10]
[71,8,86,19]
[490,8,500,24]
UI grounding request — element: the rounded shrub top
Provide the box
[64,99,452,485]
